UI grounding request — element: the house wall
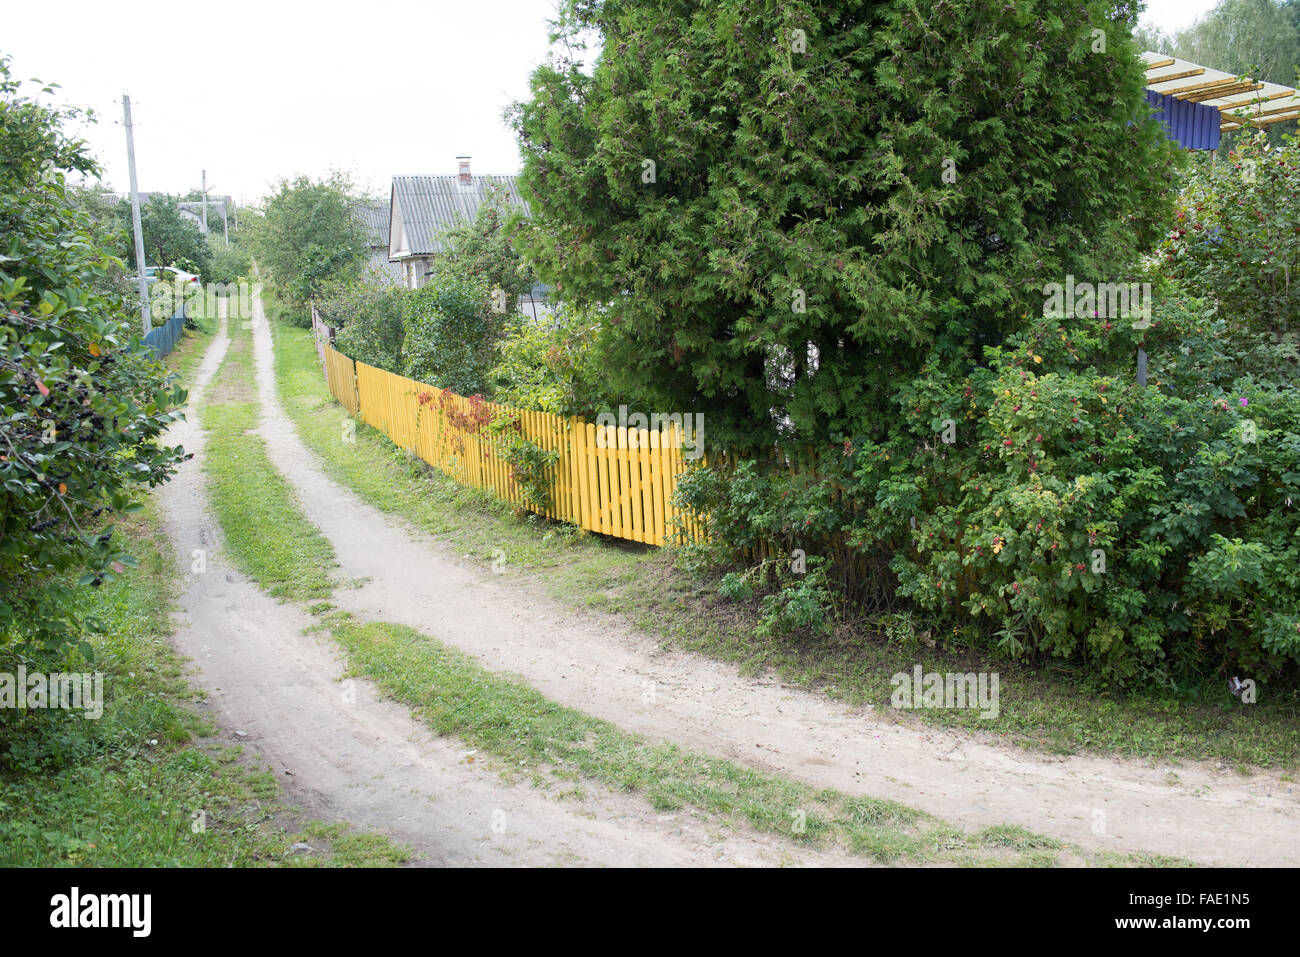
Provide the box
[366,248,403,285]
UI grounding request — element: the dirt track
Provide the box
[240,302,1300,867]
[155,310,858,867]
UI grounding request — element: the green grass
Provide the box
[0,502,403,867]
[164,312,218,381]
[285,822,411,867]
[202,319,335,601]
[270,315,1300,771]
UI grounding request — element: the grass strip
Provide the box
[202,317,335,600]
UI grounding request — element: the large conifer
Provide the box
[511,0,1181,451]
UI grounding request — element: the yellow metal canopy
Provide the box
[1143,51,1300,134]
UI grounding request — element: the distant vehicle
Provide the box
[127,266,200,285]
[162,266,200,285]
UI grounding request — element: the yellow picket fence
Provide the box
[324,348,360,416]
[324,347,703,546]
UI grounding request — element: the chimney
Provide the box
[456,156,471,185]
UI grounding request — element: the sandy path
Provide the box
[156,312,854,867]
[251,305,1300,867]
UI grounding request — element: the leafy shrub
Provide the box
[680,299,1300,685]
[324,274,407,373]
[717,571,753,602]
[756,559,835,640]
[485,410,560,512]
[0,56,187,654]
[875,329,1300,685]
[673,455,892,603]
[401,271,501,395]
[203,239,251,286]
[428,187,535,313]
[1161,131,1300,333]
[487,304,615,417]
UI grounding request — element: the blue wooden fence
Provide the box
[141,304,187,359]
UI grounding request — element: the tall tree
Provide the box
[429,186,536,315]
[510,0,1180,452]
[246,172,368,310]
[115,193,211,276]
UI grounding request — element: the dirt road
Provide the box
[154,312,857,867]
[244,303,1299,867]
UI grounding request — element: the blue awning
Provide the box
[1146,89,1220,151]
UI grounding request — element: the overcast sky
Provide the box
[4,0,1221,205]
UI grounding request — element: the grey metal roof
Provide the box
[390,174,528,257]
[353,201,390,248]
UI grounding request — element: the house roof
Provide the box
[1143,51,1300,136]
[353,201,390,248]
[388,174,527,259]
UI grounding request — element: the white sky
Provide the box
[4,0,565,203]
[3,0,1223,205]
[1139,0,1221,36]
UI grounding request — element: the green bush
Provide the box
[203,238,251,286]
[400,270,501,395]
[0,55,187,654]
[678,298,1300,685]
[1161,131,1300,333]
[485,410,560,511]
[323,274,407,373]
[487,304,615,417]
[756,559,835,640]
[717,571,753,602]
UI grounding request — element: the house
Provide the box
[388,157,529,290]
[353,200,402,284]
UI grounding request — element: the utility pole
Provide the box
[122,94,152,335]
[201,169,209,234]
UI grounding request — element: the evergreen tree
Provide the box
[510,0,1181,452]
